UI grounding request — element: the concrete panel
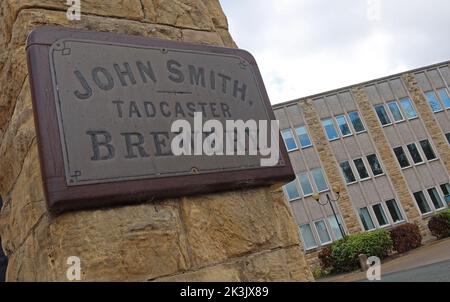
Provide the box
[414,72,432,91]
[436,112,450,133]
[378,81,395,101]
[340,91,358,112]
[389,78,408,99]
[286,104,304,126]
[356,133,375,155]
[439,66,450,86]
[325,94,344,116]
[373,176,395,201]
[313,97,331,119]
[274,108,290,129]
[403,168,421,192]
[427,69,445,89]
[360,181,380,204]
[363,85,382,105]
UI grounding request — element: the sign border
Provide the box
[26,26,295,213]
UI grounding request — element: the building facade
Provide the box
[274,61,450,269]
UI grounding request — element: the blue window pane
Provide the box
[438,88,450,109]
[300,224,317,250]
[348,111,365,133]
[298,173,313,195]
[295,126,312,148]
[387,101,404,122]
[285,181,300,200]
[281,129,297,151]
[375,105,391,125]
[336,115,352,136]
[314,220,332,244]
[425,91,443,112]
[399,98,417,119]
[311,169,328,192]
[322,119,339,140]
[328,215,344,240]
[359,207,375,231]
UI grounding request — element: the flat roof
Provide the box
[272,59,450,109]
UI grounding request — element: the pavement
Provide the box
[319,237,450,282]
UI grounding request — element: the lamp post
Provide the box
[312,185,347,239]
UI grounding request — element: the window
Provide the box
[281,129,297,152]
[413,191,432,214]
[285,181,300,201]
[335,115,352,136]
[311,168,329,192]
[340,161,356,184]
[314,220,332,244]
[419,139,436,161]
[359,207,375,231]
[446,133,450,144]
[322,119,339,141]
[399,98,417,119]
[440,183,450,204]
[407,143,424,164]
[366,154,384,176]
[375,104,391,126]
[353,158,369,180]
[348,111,365,133]
[372,204,389,227]
[437,88,450,109]
[425,91,443,112]
[328,215,344,240]
[386,199,404,223]
[427,188,445,210]
[299,224,317,250]
[298,173,313,196]
[295,126,312,148]
[387,101,404,122]
[394,147,410,168]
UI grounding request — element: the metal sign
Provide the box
[26,26,294,212]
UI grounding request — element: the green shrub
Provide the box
[318,229,392,273]
[330,229,392,272]
[390,223,422,253]
[428,209,450,239]
[312,266,330,279]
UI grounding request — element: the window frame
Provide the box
[311,168,329,193]
[322,118,340,141]
[374,104,392,126]
[413,191,433,215]
[339,160,357,184]
[298,172,314,197]
[335,114,353,137]
[353,157,371,181]
[284,180,301,201]
[387,100,405,123]
[424,90,444,113]
[385,199,405,224]
[299,223,318,250]
[281,129,298,152]
[366,153,384,177]
[295,125,313,149]
[406,142,425,165]
[371,203,390,228]
[313,219,333,245]
[393,146,411,169]
[399,98,418,120]
[419,139,437,161]
[347,111,366,134]
[437,87,450,109]
[327,215,345,240]
[427,187,446,211]
[358,207,376,231]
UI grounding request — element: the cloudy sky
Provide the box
[219,0,450,104]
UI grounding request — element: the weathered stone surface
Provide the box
[0,79,35,197]
[242,246,314,282]
[180,184,300,268]
[1,0,144,46]
[0,46,27,138]
[182,28,224,46]
[0,0,313,282]
[0,142,45,256]
[142,0,214,30]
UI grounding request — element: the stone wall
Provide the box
[0,0,313,281]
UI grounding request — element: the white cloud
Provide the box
[220,0,450,104]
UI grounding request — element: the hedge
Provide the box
[428,209,450,239]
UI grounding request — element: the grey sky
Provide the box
[219,0,450,104]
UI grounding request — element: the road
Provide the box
[361,259,450,282]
